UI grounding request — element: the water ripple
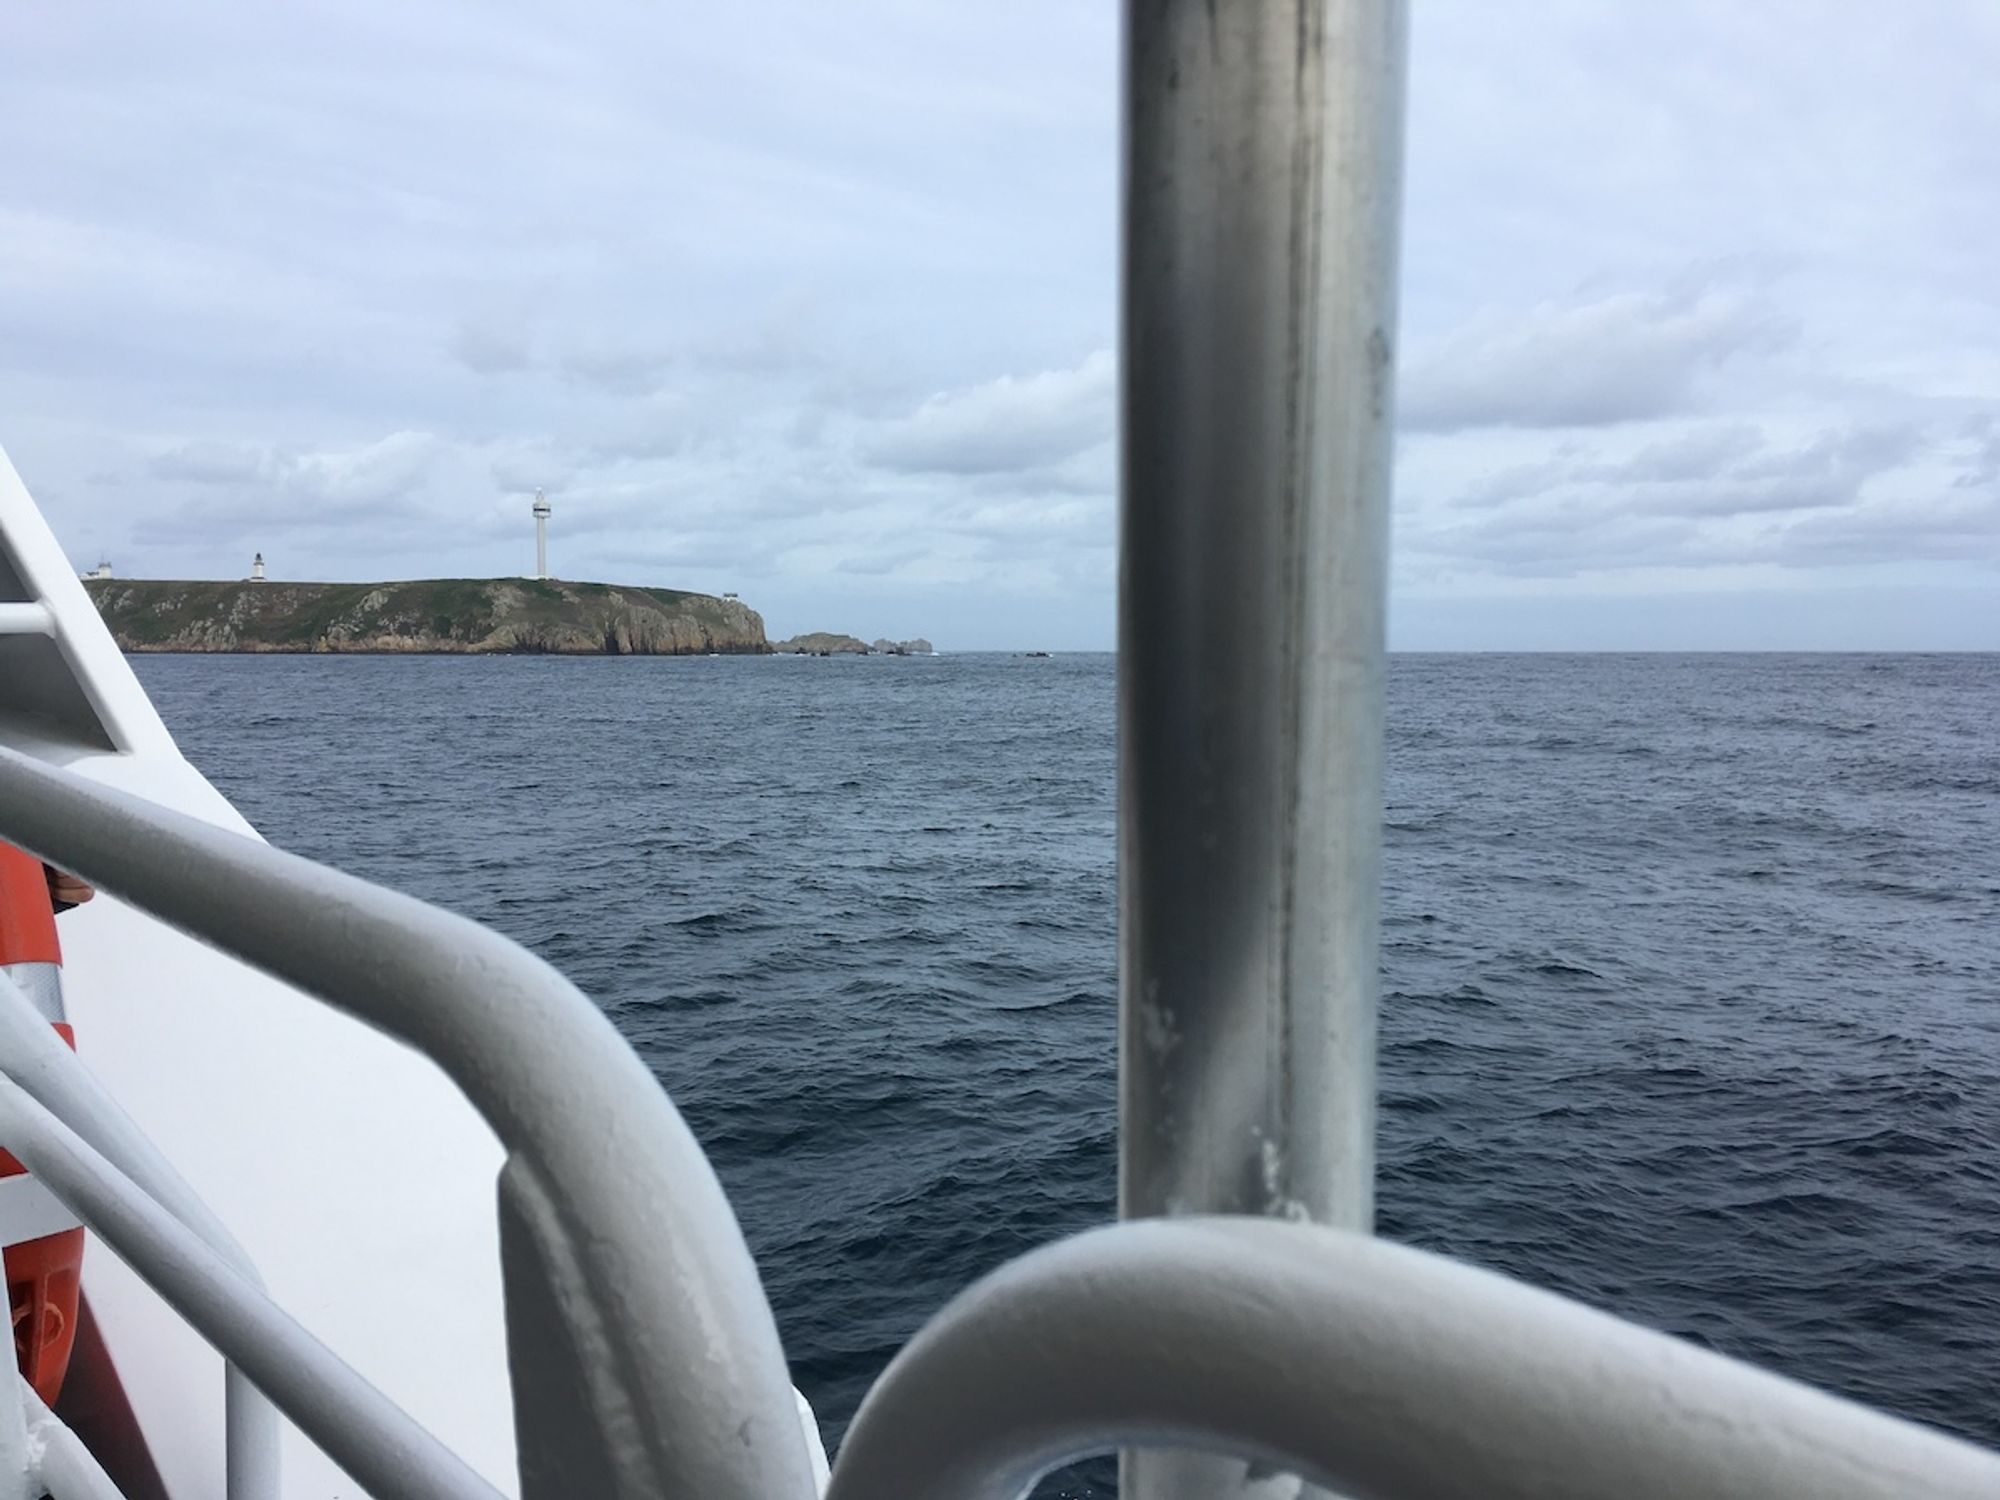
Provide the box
[134,649,2000,1488]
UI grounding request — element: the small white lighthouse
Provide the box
[250,552,267,582]
[532,489,552,580]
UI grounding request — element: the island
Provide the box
[83,578,768,655]
[770,632,869,655]
[768,633,936,656]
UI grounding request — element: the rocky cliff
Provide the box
[85,578,768,655]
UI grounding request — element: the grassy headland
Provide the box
[84,577,769,655]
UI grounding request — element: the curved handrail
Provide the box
[826,1217,2000,1500]
[0,746,817,1500]
[0,1075,500,1500]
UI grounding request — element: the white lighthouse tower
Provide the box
[531,490,552,580]
[250,552,267,582]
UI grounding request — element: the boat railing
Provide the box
[0,743,815,1500]
[0,1023,485,1500]
[0,965,282,1500]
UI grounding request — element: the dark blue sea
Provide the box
[131,651,2000,1486]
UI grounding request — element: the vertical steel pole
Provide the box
[1119,1,1406,1496]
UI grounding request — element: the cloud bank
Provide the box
[3,0,1995,647]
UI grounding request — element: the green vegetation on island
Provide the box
[84,577,769,655]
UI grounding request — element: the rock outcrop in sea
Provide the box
[770,632,870,655]
[870,638,934,655]
[84,578,768,655]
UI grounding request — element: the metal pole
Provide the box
[1119,0,1406,1495]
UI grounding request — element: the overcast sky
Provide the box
[4,2,1995,648]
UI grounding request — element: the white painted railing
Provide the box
[0,968,283,1500]
[831,1218,2000,1500]
[0,1041,497,1500]
[0,744,814,1500]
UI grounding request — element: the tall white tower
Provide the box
[532,489,552,579]
[250,552,267,582]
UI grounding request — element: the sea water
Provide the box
[133,651,2000,1488]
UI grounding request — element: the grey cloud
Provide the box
[574,399,704,465]
[1606,424,1922,521]
[960,495,1106,540]
[958,437,1114,498]
[1619,424,1766,481]
[835,549,928,576]
[1952,414,2000,489]
[1409,419,1982,576]
[149,441,273,486]
[866,351,1112,475]
[1399,282,1797,433]
[286,432,441,506]
[451,322,535,376]
[488,445,578,496]
[454,297,829,398]
[11,2,1998,646]
[1770,492,2000,567]
[135,432,444,544]
[1684,424,1926,516]
[130,488,438,550]
[1451,421,1924,523]
[579,532,784,578]
[451,329,675,396]
[687,294,832,380]
[558,346,676,397]
[1454,453,1586,509]
[1418,509,1707,578]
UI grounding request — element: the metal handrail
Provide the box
[0,745,818,1500]
[0,1074,499,1500]
[0,971,281,1500]
[829,1217,2000,1500]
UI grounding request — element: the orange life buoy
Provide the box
[0,841,84,1405]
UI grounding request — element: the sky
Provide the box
[2,1,1995,650]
